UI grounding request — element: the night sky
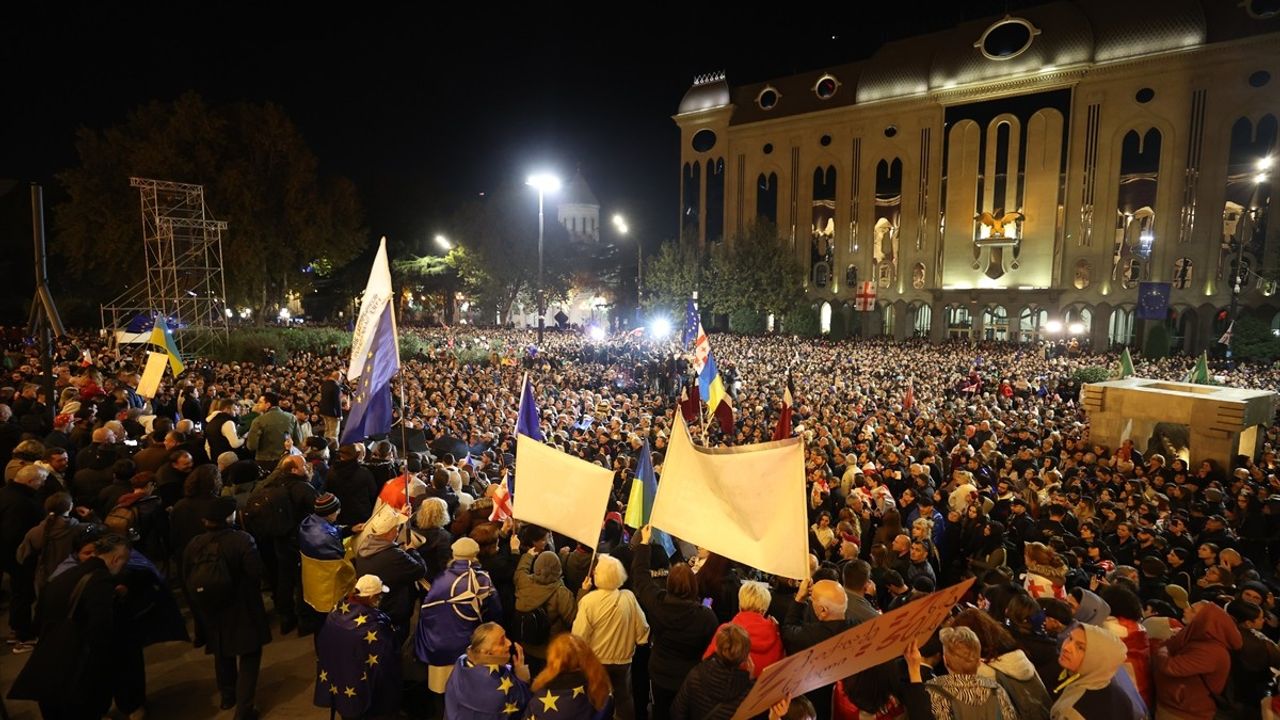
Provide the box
[0,1,1051,320]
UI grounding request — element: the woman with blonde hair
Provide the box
[526,633,613,719]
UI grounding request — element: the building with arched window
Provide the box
[674,1,1280,352]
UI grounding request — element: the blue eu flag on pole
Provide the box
[512,373,543,497]
[682,297,700,348]
[340,238,400,445]
[1137,281,1172,321]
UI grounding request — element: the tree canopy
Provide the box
[441,183,590,324]
[704,222,805,321]
[54,92,366,320]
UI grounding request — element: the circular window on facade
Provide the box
[975,16,1041,60]
[820,135,832,147]
[691,129,717,153]
[757,87,780,110]
[884,126,898,138]
[763,143,774,155]
[1243,0,1280,20]
[1135,87,1155,103]
[814,74,840,100]
[1250,70,1272,88]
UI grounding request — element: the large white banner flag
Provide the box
[513,434,615,548]
[650,413,808,579]
[345,236,397,382]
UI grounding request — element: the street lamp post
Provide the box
[526,173,561,344]
[1227,158,1271,360]
[612,214,638,321]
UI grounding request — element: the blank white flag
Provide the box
[513,434,615,548]
[651,414,808,579]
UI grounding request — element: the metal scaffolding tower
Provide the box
[101,177,229,362]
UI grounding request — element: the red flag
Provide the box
[903,378,915,411]
[772,385,793,441]
[713,398,734,435]
[679,382,701,424]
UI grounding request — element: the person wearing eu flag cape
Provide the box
[444,621,533,720]
[314,574,402,720]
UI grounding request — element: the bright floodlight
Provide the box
[279,307,291,321]
[588,326,606,341]
[1260,156,1274,172]
[1044,320,1064,334]
[650,317,672,339]
[612,214,629,234]
[1257,172,1270,185]
[434,234,452,251]
[526,173,562,194]
[1068,322,1085,335]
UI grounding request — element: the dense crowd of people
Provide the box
[1,324,1280,720]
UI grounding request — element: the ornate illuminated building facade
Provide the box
[675,1,1279,351]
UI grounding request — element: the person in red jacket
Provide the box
[702,580,785,679]
[1153,600,1243,720]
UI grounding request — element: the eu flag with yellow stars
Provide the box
[445,655,533,719]
[519,679,608,720]
[313,600,401,717]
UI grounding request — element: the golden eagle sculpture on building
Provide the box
[974,209,1024,238]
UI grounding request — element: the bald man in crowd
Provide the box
[781,578,852,719]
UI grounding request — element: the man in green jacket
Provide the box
[246,392,302,470]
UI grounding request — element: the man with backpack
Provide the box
[903,627,1019,719]
[183,495,271,720]
[242,454,317,635]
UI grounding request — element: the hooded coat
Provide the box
[1052,623,1148,720]
[513,550,577,658]
[978,649,1052,719]
[1072,589,1111,626]
[702,610,786,679]
[1153,601,1244,718]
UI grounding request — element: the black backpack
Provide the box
[185,539,234,610]
[511,606,551,646]
[242,480,294,538]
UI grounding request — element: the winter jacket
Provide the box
[903,672,1018,720]
[353,537,426,629]
[702,610,785,679]
[571,584,649,666]
[245,407,302,462]
[415,558,501,666]
[1052,623,1147,720]
[632,544,719,692]
[325,459,378,526]
[16,513,83,595]
[1153,601,1244,718]
[1102,615,1152,709]
[514,550,577,658]
[1009,624,1064,690]
[169,495,217,570]
[0,480,42,565]
[182,527,272,657]
[671,656,754,720]
[780,595,854,720]
[978,649,1052,720]
[1072,589,1111,626]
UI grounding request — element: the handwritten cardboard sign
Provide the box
[732,577,975,720]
